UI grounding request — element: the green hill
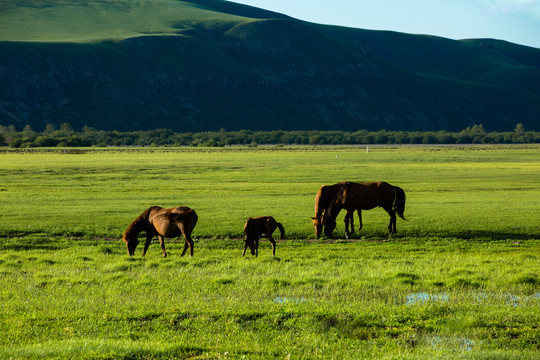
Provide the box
[1,0,539,132]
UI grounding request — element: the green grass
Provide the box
[0,0,255,42]
[1,145,538,239]
[0,145,539,359]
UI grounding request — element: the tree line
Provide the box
[0,123,538,148]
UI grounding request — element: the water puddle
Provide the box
[405,292,449,305]
[406,292,540,306]
[273,297,309,304]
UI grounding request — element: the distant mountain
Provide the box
[1,0,539,132]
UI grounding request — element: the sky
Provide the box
[229,0,540,48]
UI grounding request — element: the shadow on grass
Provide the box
[0,227,537,253]
[325,229,538,242]
[438,230,539,241]
[0,233,67,251]
[1,341,209,360]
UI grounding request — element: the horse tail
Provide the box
[393,186,407,220]
[175,208,198,227]
[276,222,285,240]
[186,209,198,227]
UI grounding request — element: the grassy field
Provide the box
[0,0,253,42]
[0,145,539,359]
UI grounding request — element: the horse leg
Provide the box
[158,235,167,258]
[343,212,349,239]
[343,211,350,239]
[180,233,194,257]
[242,242,248,256]
[344,210,355,238]
[255,237,259,257]
[187,238,194,257]
[389,214,396,234]
[181,241,189,256]
[268,235,276,256]
[178,222,194,257]
[384,207,397,234]
[358,209,363,231]
[142,234,152,256]
[348,210,355,236]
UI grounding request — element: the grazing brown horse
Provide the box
[122,206,198,257]
[311,182,351,238]
[324,181,406,238]
[243,216,285,257]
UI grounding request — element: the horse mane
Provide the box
[313,188,326,219]
[325,182,352,219]
[325,193,342,221]
[125,206,162,235]
[315,182,349,219]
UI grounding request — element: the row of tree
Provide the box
[0,123,538,148]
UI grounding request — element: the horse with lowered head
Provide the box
[311,182,350,238]
[243,216,285,257]
[122,206,198,257]
[324,181,406,238]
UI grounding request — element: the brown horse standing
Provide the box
[122,206,198,257]
[311,182,351,238]
[243,216,285,257]
[324,182,406,238]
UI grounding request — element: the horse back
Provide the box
[150,206,197,237]
[343,181,395,209]
[244,216,278,238]
[244,216,266,234]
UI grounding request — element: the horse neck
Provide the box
[125,218,145,237]
[125,207,155,236]
[314,193,324,219]
[315,186,335,218]
[322,201,337,223]
[317,183,345,218]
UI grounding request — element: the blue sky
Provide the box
[229,0,540,48]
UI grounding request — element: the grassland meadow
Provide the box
[0,145,538,359]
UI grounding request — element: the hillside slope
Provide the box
[1,0,539,132]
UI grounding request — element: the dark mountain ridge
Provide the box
[1,0,539,132]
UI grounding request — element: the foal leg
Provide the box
[343,211,350,238]
[158,235,167,257]
[268,235,276,256]
[255,237,259,257]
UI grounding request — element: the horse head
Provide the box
[244,237,257,256]
[323,216,337,237]
[122,232,139,256]
[322,193,342,238]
